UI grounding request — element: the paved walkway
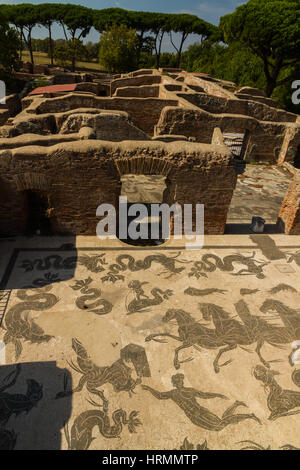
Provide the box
[0,234,300,450]
[227,165,292,224]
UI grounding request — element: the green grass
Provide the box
[21,51,103,72]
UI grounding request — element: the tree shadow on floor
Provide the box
[0,361,72,450]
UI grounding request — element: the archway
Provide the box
[114,156,174,246]
[118,174,167,246]
[24,190,53,235]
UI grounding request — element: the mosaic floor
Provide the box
[0,234,300,450]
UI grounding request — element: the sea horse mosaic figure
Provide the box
[188,252,268,279]
[70,277,113,316]
[64,398,141,450]
[126,280,173,314]
[102,252,190,283]
[145,308,222,370]
[200,300,295,372]
[2,286,58,359]
[146,301,296,373]
[56,339,151,411]
[142,374,261,431]
[260,299,300,365]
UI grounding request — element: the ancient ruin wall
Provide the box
[278,172,300,235]
[0,140,236,236]
[110,75,161,95]
[114,85,160,98]
[155,106,299,163]
[178,92,297,123]
[25,94,178,136]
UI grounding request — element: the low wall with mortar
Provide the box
[0,139,236,236]
[25,94,179,136]
[155,106,300,163]
[111,75,161,95]
[0,108,129,137]
[178,92,297,123]
[114,85,160,98]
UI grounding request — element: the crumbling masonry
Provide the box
[0,68,299,236]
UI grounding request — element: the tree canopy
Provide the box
[98,24,138,73]
[0,11,20,80]
[0,4,217,67]
[220,0,300,96]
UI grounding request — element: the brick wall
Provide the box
[0,140,236,236]
[30,95,178,136]
[278,173,300,234]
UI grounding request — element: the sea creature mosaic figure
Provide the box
[56,339,151,411]
[126,280,173,314]
[292,369,300,388]
[188,252,268,279]
[0,364,43,426]
[145,308,221,370]
[102,252,190,283]
[254,365,300,420]
[146,299,299,373]
[0,429,17,450]
[142,374,261,431]
[2,286,58,359]
[64,398,141,450]
[70,277,113,316]
[19,254,107,273]
[286,250,300,267]
[201,300,295,372]
[184,287,227,297]
[260,299,300,364]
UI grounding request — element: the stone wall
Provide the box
[278,172,300,234]
[155,106,299,163]
[0,94,22,117]
[25,94,178,136]
[114,85,160,98]
[0,108,129,137]
[178,92,297,123]
[0,109,9,126]
[0,139,236,236]
[59,113,150,141]
[75,82,101,95]
[111,75,161,95]
[181,73,234,99]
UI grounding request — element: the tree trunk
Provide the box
[19,27,23,60]
[27,30,34,65]
[137,30,144,65]
[71,33,76,72]
[155,31,164,69]
[48,24,54,66]
[265,81,276,97]
[263,56,283,97]
[22,29,34,66]
[61,21,68,41]
[176,32,188,68]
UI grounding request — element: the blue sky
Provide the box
[2,0,247,50]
